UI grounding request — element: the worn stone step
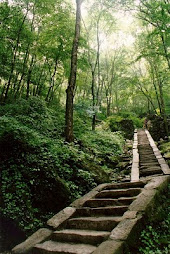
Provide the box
[52,229,110,245]
[66,217,121,231]
[140,163,160,167]
[138,147,153,150]
[96,188,141,199]
[139,154,155,158]
[84,197,135,208]
[33,240,96,254]
[140,168,163,176]
[140,166,161,171]
[103,181,145,190]
[139,154,156,158]
[75,206,128,217]
[140,157,157,161]
[139,151,154,155]
[140,156,157,160]
[138,149,153,152]
[138,146,152,150]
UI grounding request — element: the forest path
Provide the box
[12,130,170,254]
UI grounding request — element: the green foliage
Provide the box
[138,185,170,254]
[160,141,170,165]
[80,130,124,158]
[139,225,170,254]
[118,112,144,128]
[104,113,144,140]
[105,115,135,139]
[0,97,125,236]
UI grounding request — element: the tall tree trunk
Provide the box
[4,6,29,102]
[65,0,83,142]
[91,71,96,130]
[158,80,169,137]
[46,57,58,101]
[16,8,35,99]
[26,55,35,99]
[138,83,157,114]
[160,33,170,70]
[35,65,46,96]
[148,59,162,114]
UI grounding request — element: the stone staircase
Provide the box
[138,130,163,177]
[33,182,144,254]
[12,129,170,254]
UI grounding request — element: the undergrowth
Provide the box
[137,185,170,254]
[0,97,125,237]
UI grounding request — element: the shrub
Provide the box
[106,115,134,139]
[80,130,124,158]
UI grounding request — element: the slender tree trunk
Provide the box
[115,89,119,114]
[46,58,58,101]
[159,7,170,69]
[65,0,83,142]
[16,8,35,99]
[91,71,96,130]
[138,85,157,114]
[35,67,45,96]
[26,55,35,99]
[158,80,169,137]
[160,33,170,70]
[147,59,162,113]
[153,64,169,136]
[107,97,111,116]
[4,7,29,102]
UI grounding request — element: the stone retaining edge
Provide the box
[131,129,139,182]
[145,130,170,175]
[12,228,52,254]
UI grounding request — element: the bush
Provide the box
[106,115,134,139]
[80,129,124,158]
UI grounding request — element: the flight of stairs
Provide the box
[138,130,163,177]
[33,182,145,254]
[12,129,170,254]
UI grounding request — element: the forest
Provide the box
[0,0,170,253]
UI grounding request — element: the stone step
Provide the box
[33,241,96,254]
[140,158,157,162]
[103,181,145,190]
[140,163,160,167]
[139,154,156,158]
[138,147,153,150]
[140,168,163,177]
[140,157,157,161]
[84,197,135,208]
[139,151,154,155]
[138,147,153,151]
[138,146,153,149]
[52,229,110,245]
[96,188,141,199]
[75,206,128,217]
[140,166,161,171]
[66,216,121,231]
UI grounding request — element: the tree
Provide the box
[65,0,84,142]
